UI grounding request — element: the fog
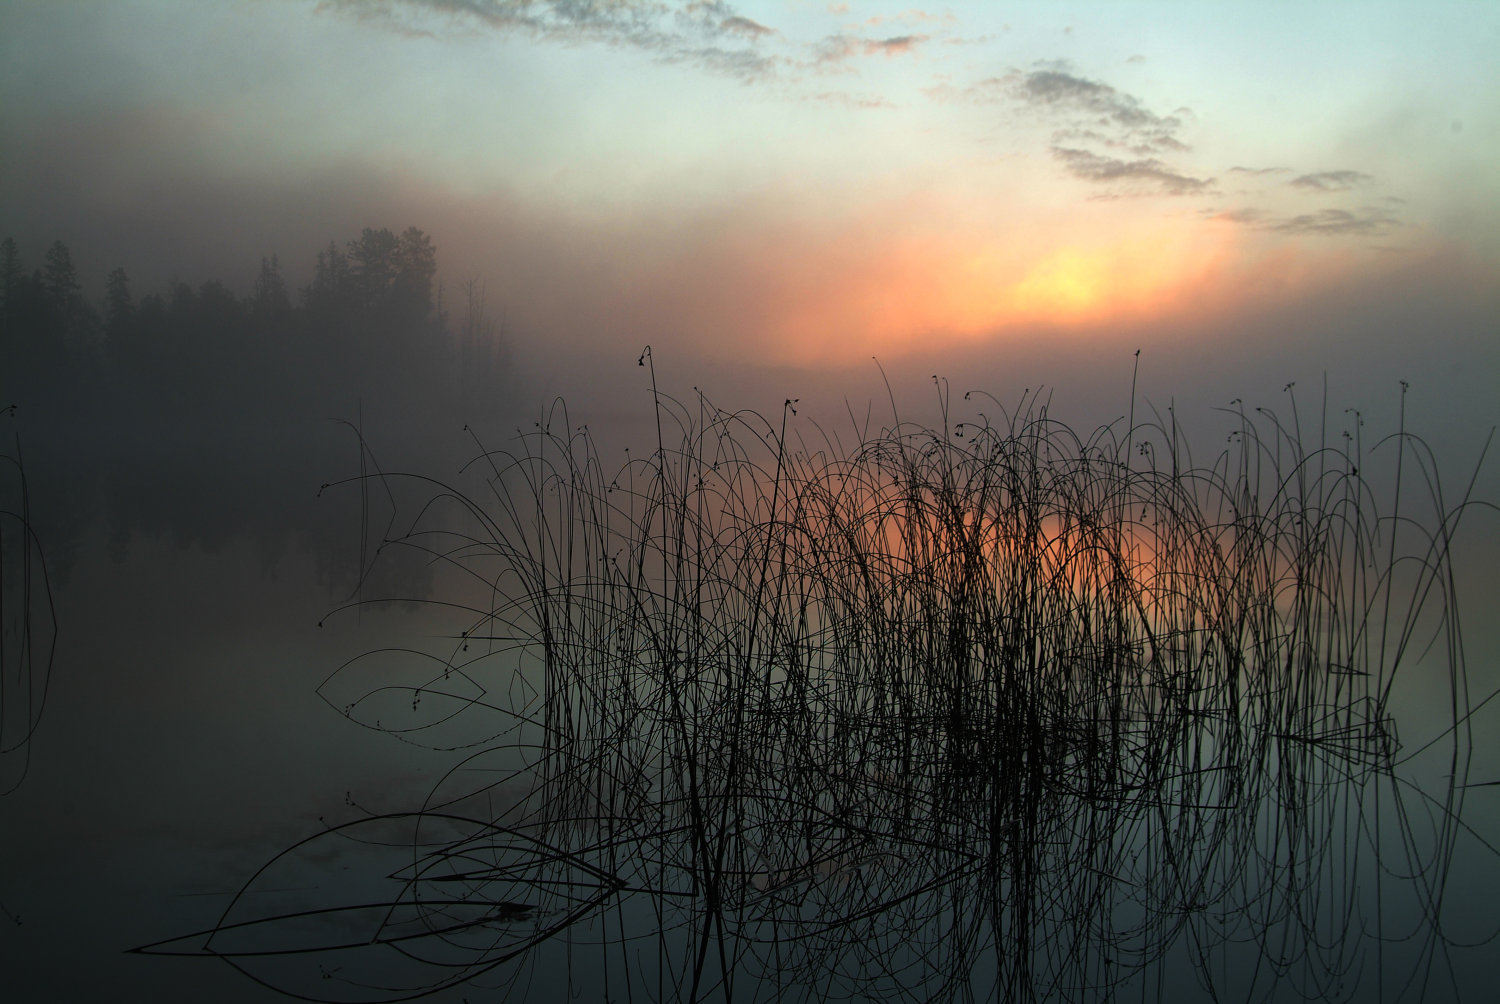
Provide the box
[3,1,1498,1000]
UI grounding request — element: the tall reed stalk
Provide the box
[143,371,1497,1003]
[1,407,57,800]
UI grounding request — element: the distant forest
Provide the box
[1,227,509,425]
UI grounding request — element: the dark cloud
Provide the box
[1269,207,1398,236]
[680,44,776,78]
[1207,204,1400,237]
[322,0,781,81]
[933,66,1204,196]
[720,15,776,40]
[1230,169,1398,229]
[865,34,927,57]
[1051,147,1212,195]
[1052,126,1186,156]
[927,68,1184,149]
[814,32,928,66]
[331,0,663,37]
[813,34,859,66]
[1289,170,1373,192]
[1203,207,1265,225]
[332,0,937,82]
[1014,70,1183,140]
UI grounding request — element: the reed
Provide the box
[1,406,57,802]
[1,406,58,928]
[141,365,1497,1003]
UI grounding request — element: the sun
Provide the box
[1004,246,1110,318]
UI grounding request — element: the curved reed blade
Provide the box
[153,378,1499,1003]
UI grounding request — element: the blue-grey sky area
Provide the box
[0,2,1493,474]
[2,1,1496,375]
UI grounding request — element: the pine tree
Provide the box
[251,255,290,317]
[41,241,79,307]
[104,267,133,336]
[394,226,437,320]
[306,241,351,311]
[0,237,22,318]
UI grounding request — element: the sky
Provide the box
[2,0,1496,397]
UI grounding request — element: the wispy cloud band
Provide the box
[1053,148,1211,195]
[1207,205,1399,237]
[322,0,781,80]
[1289,170,1373,192]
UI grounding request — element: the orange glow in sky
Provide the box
[746,219,1251,365]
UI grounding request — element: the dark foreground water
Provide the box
[2,405,1498,1003]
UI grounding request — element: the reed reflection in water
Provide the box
[141,368,1497,1003]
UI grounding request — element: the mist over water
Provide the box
[5,1,1500,997]
[16,361,1500,1001]
[2,220,1497,1003]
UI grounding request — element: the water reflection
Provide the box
[141,381,1499,1002]
[1,409,59,797]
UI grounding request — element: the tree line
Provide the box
[1,227,508,426]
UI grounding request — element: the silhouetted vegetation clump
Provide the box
[141,362,1498,1003]
[1,229,510,582]
[0,229,509,426]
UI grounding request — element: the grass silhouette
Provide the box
[1,406,59,928]
[1,406,57,801]
[139,360,1498,1002]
